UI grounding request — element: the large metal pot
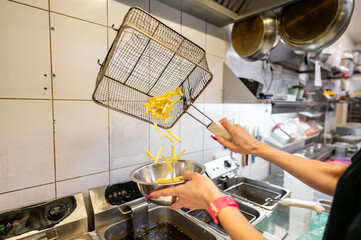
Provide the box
[231,12,279,61]
[278,0,355,52]
[129,160,205,206]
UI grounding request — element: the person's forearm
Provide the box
[253,143,346,196]
[218,207,265,240]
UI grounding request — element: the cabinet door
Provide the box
[0,1,51,99]
[51,13,107,100]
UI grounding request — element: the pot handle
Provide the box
[280,198,325,214]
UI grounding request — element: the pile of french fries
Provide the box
[143,87,183,124]
[144,87,186,183]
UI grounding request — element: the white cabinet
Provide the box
[0,1,51,99]
[51,14,107,100]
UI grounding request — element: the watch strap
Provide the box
[206,196,239,224]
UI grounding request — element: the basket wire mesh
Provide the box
[92,7,213,128]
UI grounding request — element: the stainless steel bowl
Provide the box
[129,160,205,206]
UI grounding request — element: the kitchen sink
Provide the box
[95,206,223,240]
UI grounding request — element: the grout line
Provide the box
[49,11,108,28]
[48,0,57,198]
[0,182,54,195]
[107,0,111,184]
[109,161,149,172]
[8,0,47,11]
[0,98,51,101]
[0,98,97,101]
[8,0,110,29]
[56,170,109,183]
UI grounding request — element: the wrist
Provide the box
[250,141,267,155]
[204,189,223,207]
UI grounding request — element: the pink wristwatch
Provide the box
[206,196,239,224]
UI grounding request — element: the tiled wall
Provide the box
[0,0,275,212]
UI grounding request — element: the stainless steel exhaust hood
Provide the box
[156,0,301,27]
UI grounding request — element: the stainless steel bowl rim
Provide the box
[129,159,205,186]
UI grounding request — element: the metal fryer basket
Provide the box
[93,7,213,129]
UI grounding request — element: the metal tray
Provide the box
[223,177,291,211]
[95,206,223,240]
[182,199,264,236]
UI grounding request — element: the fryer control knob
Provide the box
[224,160,232,168]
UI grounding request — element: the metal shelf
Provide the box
[270,101,330,114]
[155,0,300,27]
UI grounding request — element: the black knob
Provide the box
[46,204,66,221]
[224,160,232,168]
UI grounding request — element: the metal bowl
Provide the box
[129,160,205,206]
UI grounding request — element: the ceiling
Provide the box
[346,0,361,45]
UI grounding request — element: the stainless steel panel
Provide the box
[7,193,88,240]
[95,206,223,240]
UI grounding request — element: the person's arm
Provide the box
[217,207,264,240]
[149,172,265,240]
[217,118,347,196]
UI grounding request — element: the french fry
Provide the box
[161,155,173,173]
[169,96,181,110]
[166,130,182,143]
[153,122,164,138]
[145,149,155,159]
[176,87,183,96]
[164,134,174,143]
[144,88,183,124]
[171,146,176,163]
[153,144,163,165]
[173,176,183,181]
[155,176,183,183]
[173,149,185,165]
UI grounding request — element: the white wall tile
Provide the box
[57,172,109,197]
[54,101,109,180]
[110,164,144,184]
[51,14,107,100]
[0,100,54,193]
[249,157,269,180]
[108,0,150,29]
[0,184,55,212]
[150,0,181,32]
[181,12,206,49]
[180,103,205,153]
[223,104,240,124]
[203,55,224,103]
[203,103,224,149]
[0,1,51,99]
[203,147,225,163]
[150,121,180,160]
[182,151,203,164]
[206,23,227,58]
[50,0,107,25]
[110,111,149,169]
[13,0,48,9]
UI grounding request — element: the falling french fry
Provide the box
[145,149,155,159]
[164,134,174,143]
[161,155,173,173]
[153,144,163,165]
[173,149,185,166]
[153,121,164,138]
[166,130,182,143]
